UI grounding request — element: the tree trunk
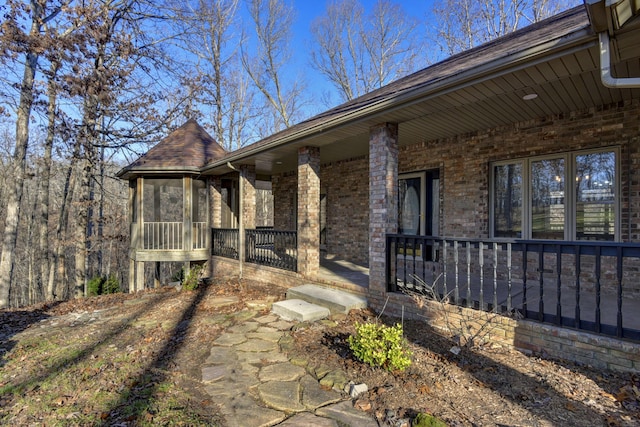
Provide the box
[48,143,80,300]
[0,12,41,308]
[37,60,60,300]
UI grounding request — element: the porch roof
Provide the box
[117,119,226,180]
[202,3,640,178]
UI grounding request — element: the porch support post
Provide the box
[183,175,193,277]
[207,177,222,279]
[130,176,144,292]
[369,123,398,297]
[209,177,222,229]
[238,165,256,279]
[240,165,257,230]
[297,146,320,278]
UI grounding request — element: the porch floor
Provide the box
[318,255,369,289]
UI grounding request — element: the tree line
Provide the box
[0,0,575,308]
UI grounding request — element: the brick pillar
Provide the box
[369,123,398,297]
[240,165,256,230]
[209,177,222,229]
[298,146,320,278]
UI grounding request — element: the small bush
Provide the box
[87,275,121,296]
[87,276,103,296]
[102,275,121,294]
[347,322,412,372]
[182,265,203,291]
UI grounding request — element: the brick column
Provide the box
[209,177,222,229]
[298,146,320,278]
[369,123,398,297]
[240,165,256,230]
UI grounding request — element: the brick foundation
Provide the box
[367,291,640,372]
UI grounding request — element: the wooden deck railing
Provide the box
[143,222,183,250]
[193,222,208,249]
[142,221,209,251]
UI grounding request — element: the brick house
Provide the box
[119,2,640,370]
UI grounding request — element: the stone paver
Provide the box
[213,332,247,346]
[300,375,343,410]
[278,412,339,426]
[315,401,377,427]
[257,381,306,412]
[259,362,306,382]
[200,308,376,427]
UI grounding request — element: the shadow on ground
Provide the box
[0,301,62,368]
[101,283,213,426]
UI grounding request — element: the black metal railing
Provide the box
[246,229,297,272]
[212,228,297,272]
[211,228,239,259]
[387,235,640,340]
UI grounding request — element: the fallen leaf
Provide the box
[354,399,372,411]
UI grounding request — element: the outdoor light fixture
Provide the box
[522,93,538,100]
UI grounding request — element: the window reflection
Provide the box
[576,152,615,240]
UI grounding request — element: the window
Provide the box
[491,149,618,241]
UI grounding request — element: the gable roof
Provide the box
[118,119,226,179]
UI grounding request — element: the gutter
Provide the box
[598,31,640,88]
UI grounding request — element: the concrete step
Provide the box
[271,299,331,322]
[286,284,368,314]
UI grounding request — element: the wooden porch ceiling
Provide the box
[211,8,640,178]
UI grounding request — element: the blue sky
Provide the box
[239,0,436,109]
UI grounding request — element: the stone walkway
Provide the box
[201,310,375,427]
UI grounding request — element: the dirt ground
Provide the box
[1,279,639,426]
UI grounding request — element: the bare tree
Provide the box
[173,0,259,150]
[310,0,419,103]
[432,0,579,56]
[0,0,66,308]
[241,0,304,131]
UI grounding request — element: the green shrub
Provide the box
[87,275,121,296]
[182,265,203,291]
[347,322,412,372]
[414,412,447,427]
[102,274,121,294]
[87,276,103,296]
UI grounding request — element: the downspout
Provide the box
[598,31,640,88]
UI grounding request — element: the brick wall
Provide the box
[272,172,297,231]
[369,291,640,372]
[321,156,369,264]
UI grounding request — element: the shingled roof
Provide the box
[118,119,226,178]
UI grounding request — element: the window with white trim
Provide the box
[491,149,618,241]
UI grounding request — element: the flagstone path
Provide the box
[201,310,375,427]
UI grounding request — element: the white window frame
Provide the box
[490,147,620,241]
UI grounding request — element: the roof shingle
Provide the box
[119,120,226,176]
